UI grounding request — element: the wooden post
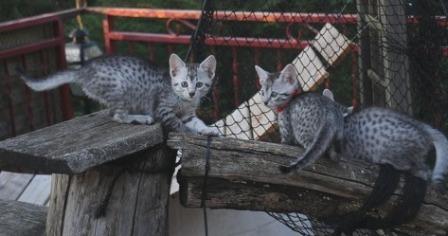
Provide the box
[46,147,175,236]
[356,0,373,107]
[357,0,413,112]
[0,110,175,236]
[379,0,412,113]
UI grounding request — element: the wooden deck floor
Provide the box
[0,172,51,206]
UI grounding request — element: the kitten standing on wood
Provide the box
[256,63,448,234]
[17,54,220,136]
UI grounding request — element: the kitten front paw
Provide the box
[145,116,155,125]
[199,127,221,136]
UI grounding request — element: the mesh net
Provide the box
[182,0,448,235]
[200,1,359,142]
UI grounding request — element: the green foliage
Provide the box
[0,0,73,22]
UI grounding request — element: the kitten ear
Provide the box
[280,64,298,85]
[255,65,269,85]
[169,53,186,77]
[199,55,216,79]
[322,88,335,101]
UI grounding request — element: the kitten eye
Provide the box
[196,82,203,88]
[271,92,278,98]
[181,81,188,88]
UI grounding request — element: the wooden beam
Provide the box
[0,110,164,174]
[168,133,448,235]
[0,199,47,236]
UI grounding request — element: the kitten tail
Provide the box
[16,67,78,91]
[421,124,448,188]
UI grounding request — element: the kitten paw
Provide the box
[199,127,221,136]
[113,114,154,125]
[145,116,154,125]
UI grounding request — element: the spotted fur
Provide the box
[17,54,220,135]
[255,64,348,167]
[342,107,448,185]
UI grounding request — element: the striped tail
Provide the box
[16,68,78,91]
[422,124,448,184]
[279,121,338,173]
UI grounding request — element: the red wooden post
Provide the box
[20,55,35,131]
[55,19,74,120]
[103,15,115,54]
[40,50,54,125]
[2,62,17,136]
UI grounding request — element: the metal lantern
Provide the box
[65,28,102,69]
[65,28,102,113]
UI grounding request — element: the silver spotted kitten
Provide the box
[18,54,220,135]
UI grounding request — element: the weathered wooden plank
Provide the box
[292,46,329,91]
[214,92,276,140]
[18,174,51,205]
[168,133,448,235]
[0,110,164,174]
[311,23,352,65]
[0,199,47,236]
[0,171,34,200]
[46,147,176,236]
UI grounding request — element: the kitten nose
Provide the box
[189,92,195,97]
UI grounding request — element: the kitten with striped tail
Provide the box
[17,54,220,136]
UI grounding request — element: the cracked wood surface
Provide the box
[168,132,448,235]
[0,110,164,174]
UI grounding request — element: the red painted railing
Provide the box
[0,9,79,137]
[1,7,447,135]
[93,7,362,119]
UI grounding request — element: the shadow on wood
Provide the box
[0,199,47,236]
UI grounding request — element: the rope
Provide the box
[201,135,213,236]
[75,0,85,29]
[185,0,214,62]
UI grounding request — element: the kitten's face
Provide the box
[169,54,216,101]
[255,64,299,110]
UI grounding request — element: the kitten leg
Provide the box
[112,109,154,125]
[156,106,186,132]
[326,139,343,162]
[125,114,154,125]
[183,116,220,136]
[332,164,401,235]
[279,121,337,173]
[361,173,427,230]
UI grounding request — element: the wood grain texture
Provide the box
[0,110,164,174]
[0,199,47,236]
[46,147,176,236]
[168,133,448,235]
